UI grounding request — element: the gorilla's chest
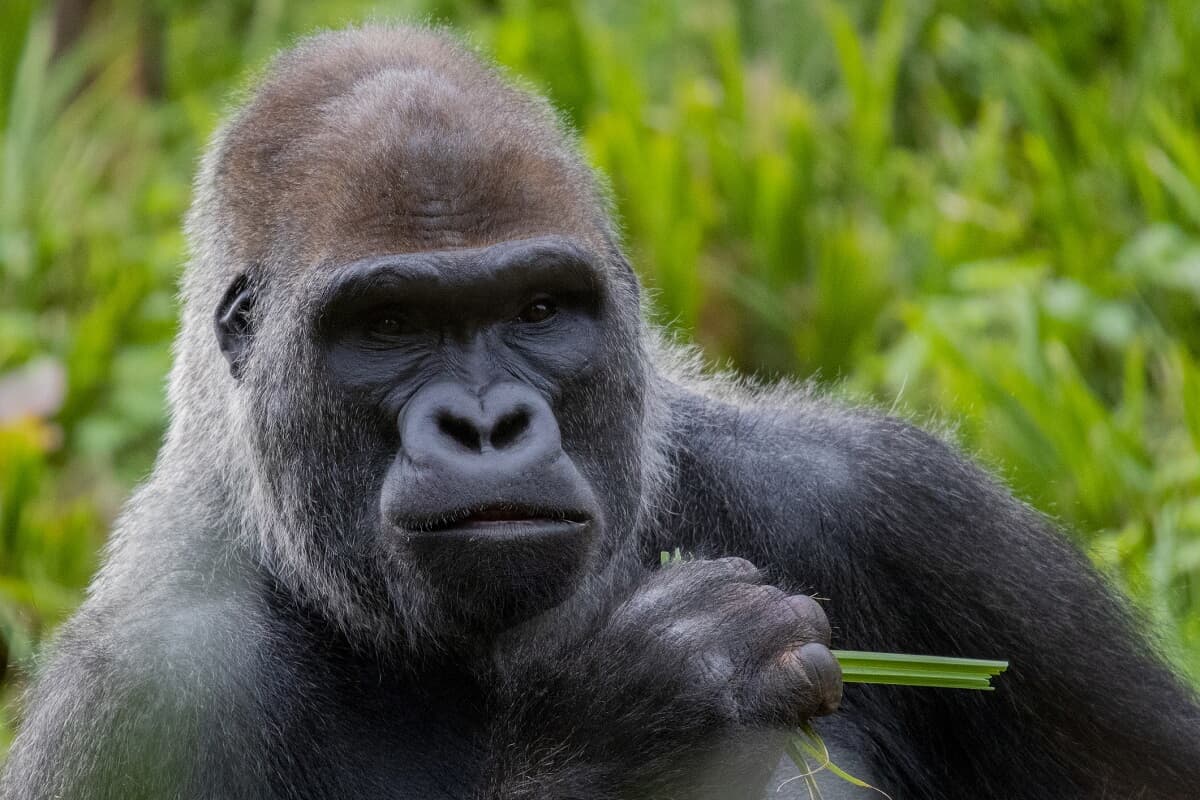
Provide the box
[283,661,487,799]
[323,713,483,798]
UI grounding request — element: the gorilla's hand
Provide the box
[613,557,842,725]
[483,558,841,799]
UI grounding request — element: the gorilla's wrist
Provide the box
[483,637,730,796]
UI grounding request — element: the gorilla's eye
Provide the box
[516,298,558,324]
[364,312,405,340]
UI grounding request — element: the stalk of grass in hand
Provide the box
[834,650,1008,690]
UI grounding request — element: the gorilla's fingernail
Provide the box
[800,642,843,714]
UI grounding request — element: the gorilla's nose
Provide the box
[401,382,562,473]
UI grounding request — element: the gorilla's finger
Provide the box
[798,642,843,715]
[746,641,843,725]
[783,594,832,646]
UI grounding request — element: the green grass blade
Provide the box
[834,650,1009,690]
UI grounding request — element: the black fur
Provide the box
[3,25,1198,800]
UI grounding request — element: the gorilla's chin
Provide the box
[406,517,599,630]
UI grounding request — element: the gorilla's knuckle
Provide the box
[783,594,832,645]
[751,583,788,602]
[734,584,787,616]
[713,556,761,581]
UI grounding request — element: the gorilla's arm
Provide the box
[659,387,1200,799]
[0,622,185,800]
[1,596,290,800]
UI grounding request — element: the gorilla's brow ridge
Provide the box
[314,234,602,312]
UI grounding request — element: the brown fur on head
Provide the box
[206,26,613,274]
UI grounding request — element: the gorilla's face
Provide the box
[316,235,622,625]
[217,233,647,644]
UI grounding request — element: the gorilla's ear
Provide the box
[214,274,256,379]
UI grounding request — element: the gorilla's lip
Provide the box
[406,504,592,534]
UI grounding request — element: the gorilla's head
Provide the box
[172,27,663,649]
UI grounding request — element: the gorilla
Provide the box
[4,24,1199,800]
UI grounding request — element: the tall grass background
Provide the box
[2,0,1199,750]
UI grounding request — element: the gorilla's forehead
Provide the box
[303,79,594,257]
[213,30,607,267]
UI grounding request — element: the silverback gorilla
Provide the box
[4,25,1200,800]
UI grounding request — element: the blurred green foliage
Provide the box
[2,0,1200,749]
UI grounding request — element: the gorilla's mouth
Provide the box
[408,504,592,534]
[403,502,597,626]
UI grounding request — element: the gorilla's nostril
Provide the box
[437,411,482,451]
[491,408,531,450]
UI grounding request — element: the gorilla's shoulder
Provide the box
[657,379,1005,541]
[666,379,973,483]
[54,590,263,682]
